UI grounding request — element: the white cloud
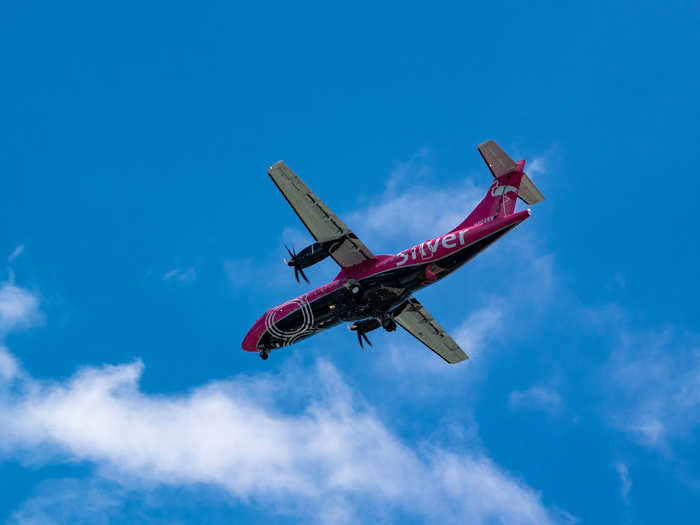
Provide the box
[520,143,558,179]
[383,148,432,194]
[447,236,557,364]
[347,182,483,248]
[7,478,123,525]
[509,386,563,416]
[223,258,256,289]
[163,267,196,283]
[224,256,290,292]
[8,244,25,262]
[0,281,42,333]
[0,345,22,381]
[223,227,340,294]
[454,304,505,359]
[0,344,566,524]
[224,254,335,293]
[334,149,484,248]
[614,462,631,504]
[603,328,700,451]
[527,156,547,176]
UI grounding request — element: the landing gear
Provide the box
[344,279,362,295]
[259,350,269,360]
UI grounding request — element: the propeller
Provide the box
[348,318,380,349]
[358,330,372,349]
[284,244,310,284]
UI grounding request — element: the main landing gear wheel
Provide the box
[344,279,361,295]
[259,351,269,360]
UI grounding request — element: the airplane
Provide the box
[242,140,545,363]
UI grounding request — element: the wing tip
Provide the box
[268,160,287,174]
[477,139,495,150]
[448,352,469,364]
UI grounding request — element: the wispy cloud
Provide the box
[0,345,21,381]
[7,478,124,525]
[602,326,700,452]
[344,151,483,249]
[163,267,196,283]
[223,226,340,294]
[614,461,631,504]
[509,386,563,416]
[383,148,433,194]
[527,156,548,176]
[449,236,557,366]
[223,258,256,289]
[0,281,42,334]
[8,245,25,262]
[520,143,558,179]
[347,182,483,249]
[455,304,505,359]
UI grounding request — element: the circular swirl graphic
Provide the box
[264,297,314,342]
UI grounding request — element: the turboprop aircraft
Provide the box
[242,140,545,363]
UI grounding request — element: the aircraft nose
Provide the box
[241,330,256,351]
[242,316,266,352]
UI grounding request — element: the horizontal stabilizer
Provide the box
[478,139,516,178]
[518,173,545,204]
[478,140,545,205]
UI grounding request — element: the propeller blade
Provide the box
[350,321,374,350]
[284,244,308,285]
[284,244,295,266]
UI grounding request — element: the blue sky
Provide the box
[1,1,699,523]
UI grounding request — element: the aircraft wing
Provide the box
[394,297,469,364]
[268,161,375,268]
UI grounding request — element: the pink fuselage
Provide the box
[242,209,530,353]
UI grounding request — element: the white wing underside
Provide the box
[268,161,375,268]
[395,297,468,364]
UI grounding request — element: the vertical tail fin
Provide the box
[452,140,545,231]
[454,162,525,230]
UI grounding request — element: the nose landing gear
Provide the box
[259,350,269,360]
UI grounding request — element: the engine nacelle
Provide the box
[348,317,381,349]
[287,238,343,269]
[349,318,381,333]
